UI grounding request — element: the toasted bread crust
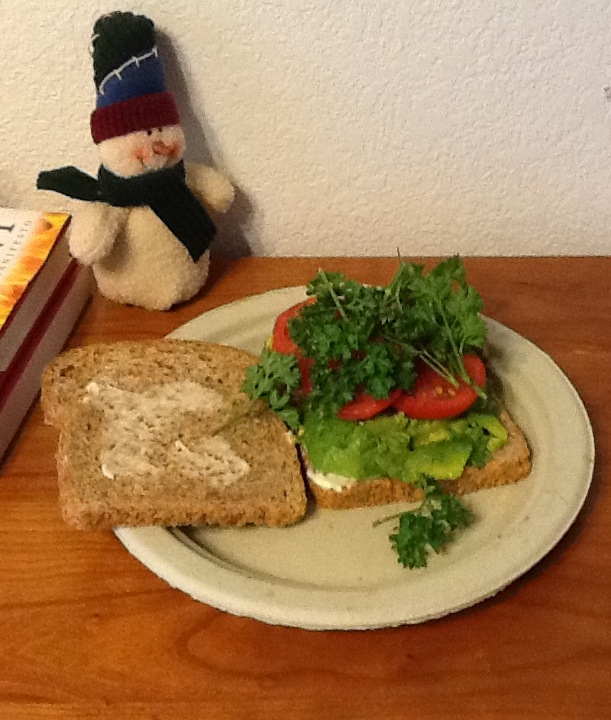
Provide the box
[42,340,307,530]
[307,410,531,509]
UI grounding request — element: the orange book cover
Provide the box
[0,209,71,331]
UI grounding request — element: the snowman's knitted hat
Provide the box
[89,11,180,144]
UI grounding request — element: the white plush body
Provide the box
[88,205,211,312]
[69,162,234,311]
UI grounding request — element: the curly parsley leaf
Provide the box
[289,269,416,415]
[382,479,475,569]
[241,350,301,430]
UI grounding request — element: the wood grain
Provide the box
[1,257,609,720]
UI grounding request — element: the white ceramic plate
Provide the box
[115,287,595,630]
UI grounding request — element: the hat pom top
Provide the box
[92,12,155,87]
[89,11,179,144]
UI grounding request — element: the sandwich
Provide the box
[242,257,531,567]
[41,258,530,569]
[41,339,306,530]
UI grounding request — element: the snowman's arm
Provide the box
[68,203,127,265]
[185,162,235,213]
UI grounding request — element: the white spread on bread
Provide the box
[101,463,116,480]
[83,380,249,484]
[306,467,358,492]
[174,439,249,487]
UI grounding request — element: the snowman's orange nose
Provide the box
[152,140,177,157]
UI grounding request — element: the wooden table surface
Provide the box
[1,257,609,720]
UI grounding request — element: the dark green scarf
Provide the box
[36,160,215,262]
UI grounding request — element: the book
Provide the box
[0,209,92,465]
[1,209,72,370]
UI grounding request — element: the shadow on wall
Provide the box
[158,31,254,258]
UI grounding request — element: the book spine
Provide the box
[0,261,91,464]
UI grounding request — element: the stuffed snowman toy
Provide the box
[37,11,234,311]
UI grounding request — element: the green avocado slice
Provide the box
[300,410,507,485]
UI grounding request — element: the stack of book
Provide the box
[0,208,92,465]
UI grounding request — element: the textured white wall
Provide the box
[1,0,609,256]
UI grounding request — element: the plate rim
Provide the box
[114,285,595,630]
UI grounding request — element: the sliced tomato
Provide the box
[393,354,486,420]
[462,353,486,387]
[338,387,402,421]
[272,300,316,398]
[271,298,315,356]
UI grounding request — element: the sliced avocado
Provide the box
[450,413,508,452]
[301,414,369,477]
[401,438,473,484]
[300,409,508,484]
[408,419,453,447]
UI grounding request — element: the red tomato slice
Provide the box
[338,387,402,421]
[271,299,315,356]
[393,354,486,420]
[462,353,486,387]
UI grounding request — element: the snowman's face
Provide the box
[98,124,186,177]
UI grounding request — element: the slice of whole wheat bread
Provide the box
[306,409,531,510]
[41,340,307,530]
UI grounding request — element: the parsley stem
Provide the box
[372,511,409,528]
[417,350,459,386]
[318,270,348,320]
[430,294,469,384]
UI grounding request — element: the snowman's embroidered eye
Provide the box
[157,127,163,133]
[146,129,153,136]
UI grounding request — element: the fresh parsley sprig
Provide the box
[375,479,475,569]
[288,270,404,416]
[242,349,301,430]
[380,256,487,392]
